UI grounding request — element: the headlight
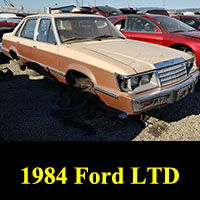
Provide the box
[140,74,152,85]
[116,72,158,94]
[130,76,140,90]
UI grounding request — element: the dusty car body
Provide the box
[2,14,199,115]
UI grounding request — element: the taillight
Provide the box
[0,21,16,26]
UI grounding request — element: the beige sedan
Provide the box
[2,13,199,115]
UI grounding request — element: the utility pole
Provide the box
[163,0,165,9]
[76,0,79,7]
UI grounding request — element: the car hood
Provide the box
[176,31,200,40]
[66,39,192,74]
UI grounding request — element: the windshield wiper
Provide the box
[170,30,185,33]
[62,37,91,43]
[94,35,125,40]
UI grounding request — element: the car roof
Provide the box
[25,13,105,18]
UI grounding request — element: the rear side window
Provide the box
[21,19,37,40]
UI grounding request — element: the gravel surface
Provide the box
[0,54,200,141]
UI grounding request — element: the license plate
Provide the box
[176,85,190,101]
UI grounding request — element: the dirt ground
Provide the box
[0,53,200,141]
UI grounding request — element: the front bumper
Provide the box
[132,71,199,113]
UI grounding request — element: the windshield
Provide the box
[153,16,196,33]
[55,17,125,43]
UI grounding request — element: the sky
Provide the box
[2,0,200,12]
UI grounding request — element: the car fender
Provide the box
[65,63,98,86]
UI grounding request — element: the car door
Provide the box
[122,16,164,45]
[17,18,37,61]
[31,18,60,81]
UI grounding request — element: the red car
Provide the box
[108,14,200,67]
[173,15,200,31]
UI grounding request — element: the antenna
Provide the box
[76,0,79,7]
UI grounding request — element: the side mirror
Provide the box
[155,27,162,33]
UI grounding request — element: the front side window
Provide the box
[48,23,56,44]
[126,16,161,33]
[37,19,56,44]
[55,17,125,43]
[21,19,37,40]
[37,19,51,42]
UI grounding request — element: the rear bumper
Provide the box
[132,70,199,113]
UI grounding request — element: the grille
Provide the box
[157,63,187,86]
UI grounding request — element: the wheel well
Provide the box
[170,44,194,53]
[65,70,93,90]
[66,70,88,83]
[9,50,19,60]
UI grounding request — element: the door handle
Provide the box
[32,45,37,49]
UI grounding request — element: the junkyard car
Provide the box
[2,14,199,115]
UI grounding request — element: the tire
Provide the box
[50,85,88,119]
[50,95,88,119]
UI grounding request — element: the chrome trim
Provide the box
[18,54,66,76]
[1,47,9,53]
[154,57,185,69]
[132,71,199,113]
[94,86,120,100]
[116,58,195,91]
